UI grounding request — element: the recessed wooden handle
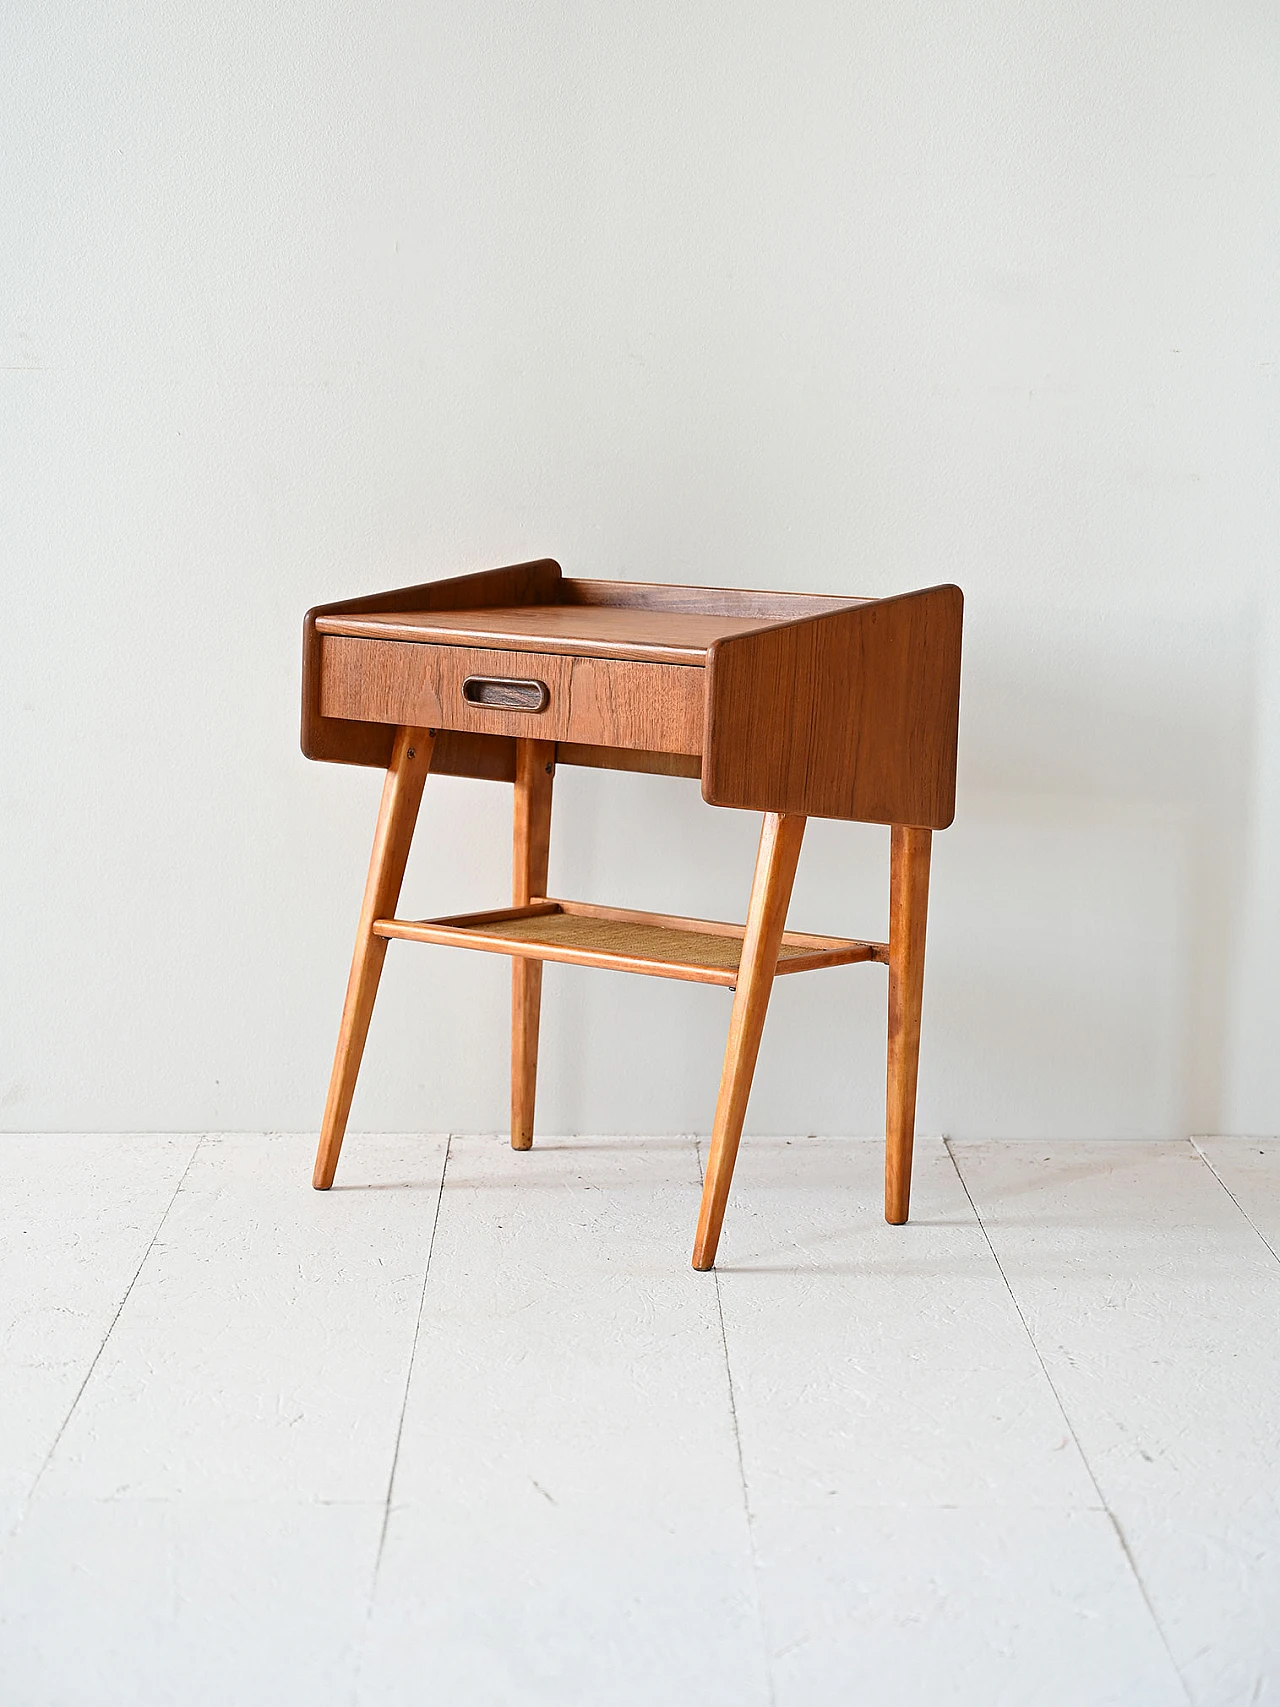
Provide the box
[462,675,551,713]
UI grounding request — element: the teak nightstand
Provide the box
[301,559,962,1269]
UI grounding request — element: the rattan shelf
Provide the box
[374,898,887,989]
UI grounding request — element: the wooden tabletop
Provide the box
[313,603,800,665]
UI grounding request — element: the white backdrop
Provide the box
[2,2,1277,1139]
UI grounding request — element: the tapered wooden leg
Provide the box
[511,738,556,1150]
[692,813,807,1271]
[312,727,435,1190]
[885,824,932,1224]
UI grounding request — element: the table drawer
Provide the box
[318,635,705,755]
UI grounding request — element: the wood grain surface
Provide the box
[702,584,963,827]
[312,727,436,1190]
[315,603,774,665]
[561,579,864,619]
[511,739,555,1152]
[554,744,702,778]
[301,558,562,771]
[885,825,932,1224]
[693,813,808,1268]
[319,635,705,755]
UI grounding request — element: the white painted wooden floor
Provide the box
[1,1134,1278,1706]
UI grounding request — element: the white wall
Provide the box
[2,1,1277,1139]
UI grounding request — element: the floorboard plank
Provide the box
[37,1134,448,1503]
[0,1133,200,1532]
[711,1136,1098,1510]
[1195,1138,1280,1264]
[760,1505,1184,1707]
[0,1498,379,1707]
[361,1134,770,1707]
[711,1137,1182,1704]
[953,1139,1280,1707]
[4,1134,1271,1705]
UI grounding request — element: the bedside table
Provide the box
[302,558,962,1269]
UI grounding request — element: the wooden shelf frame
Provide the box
[373,897,887,989]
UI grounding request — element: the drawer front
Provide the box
[318,636,704,755]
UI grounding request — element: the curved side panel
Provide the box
[702,585,963,828]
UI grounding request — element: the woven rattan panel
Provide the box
[465,911,815,972]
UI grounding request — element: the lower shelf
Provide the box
[373,898,887,988]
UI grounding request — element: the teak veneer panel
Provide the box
[315,603,783,665]
[303,567,867,780]
[319,635,704,755]
[703,584,963,828]
[561,580,862,619]
[555,744,702,779]
[302,558,562,774]
[303,565,960,819]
